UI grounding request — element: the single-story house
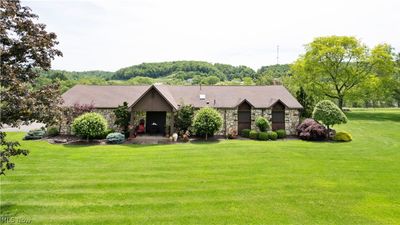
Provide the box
[61,84,303,135]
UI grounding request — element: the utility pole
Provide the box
[276,45,279,65]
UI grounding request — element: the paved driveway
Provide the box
[0,122,46,132]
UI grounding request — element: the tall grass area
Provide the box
[1,109,399,224]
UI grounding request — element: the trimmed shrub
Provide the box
[72,112,108,140]
[249,130,258,139]
[106,132,125,144]
[255,117,270,132]
[276,129,286,139]
[333,131,352,142]
[267,131,278,140]
[258,132,268,141]
[312,100,348,130]
[24,129,45,140]
[241,129,251,138]
[46,127,59,137]
[296,118,327,141]
[192,107,223,140]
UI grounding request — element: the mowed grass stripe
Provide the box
[1,109,400,225]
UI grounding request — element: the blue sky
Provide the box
[23,0,400,72]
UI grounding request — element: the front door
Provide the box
[146,111,166,135]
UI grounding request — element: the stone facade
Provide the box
[216,109,238,136]
[165,112,174,135]
[60,107,300,136]
[285,109,300,135]
[93,108,119,131]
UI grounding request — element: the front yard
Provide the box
[1,109,399,225]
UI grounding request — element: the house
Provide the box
[61,84,303,135]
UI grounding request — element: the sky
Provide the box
[23,0,400,72]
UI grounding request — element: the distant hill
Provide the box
[112,61,257,81]
[37,62,291,92]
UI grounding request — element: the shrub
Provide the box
[174,104,195,133]
[95,128,116,139]
[106,132,125,144]
[333,131,352,142]
[192,107,223,140]
[241,129,251,138]
[113,102,130,137]
[72,112,108,140]
[249,130,258,139]
[276,129,286,139]
[255,117,270,132]
[46,127,59,137]
[296,118,327,141]
[267,131,278,140]
[23,129,45,140]
[312,100,348,130]
[258,132,268,140]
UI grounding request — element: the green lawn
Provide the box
[1,109,400,225]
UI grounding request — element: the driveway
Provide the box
[0,122,46,132]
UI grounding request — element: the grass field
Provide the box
[1,109,400,225]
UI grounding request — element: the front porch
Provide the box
[127,135,171,144]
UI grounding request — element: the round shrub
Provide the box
[24,129,45,140]
[333,131,352,142]
[267,131,278,140]
[258,132,268,141]
[46,127,59,137]
[192,107,223,140]
[249,130,258,139]
[276,129,286,139]
[312,100,348,129]
[255,117,270,132]
[241,129,251,138]
[106,132,125,144]
[72,112,108,140]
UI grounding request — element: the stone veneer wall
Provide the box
[165,112,174,135]
[216,109,237,136]
[93,108,119,131]
[214,108,300,136]
[285,109,300,135]
[131,110,146,127]
[60,107,300,136]
[60,108,119,135]
[250,109,272,132]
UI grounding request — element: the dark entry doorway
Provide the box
[146,111,166,135]
[238,101,251,133]
[272,102,285,130]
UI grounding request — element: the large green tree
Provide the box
[0,0,62,174]
[291,36,395,109]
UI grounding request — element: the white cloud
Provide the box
[23,0,400,71]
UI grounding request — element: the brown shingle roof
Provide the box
[62,85,302,109]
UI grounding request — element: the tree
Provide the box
[242,77,254,85]
[0,0,62,175]
[296,87,315,118]
[312,100,348,130]
[174,104,195,133]
[192,107,223,140]
[113,102,130,137]
[291,36,395,109]
[72,113,108,140]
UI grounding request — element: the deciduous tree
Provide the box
[292,36,395,109]
[0,0,62,174]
